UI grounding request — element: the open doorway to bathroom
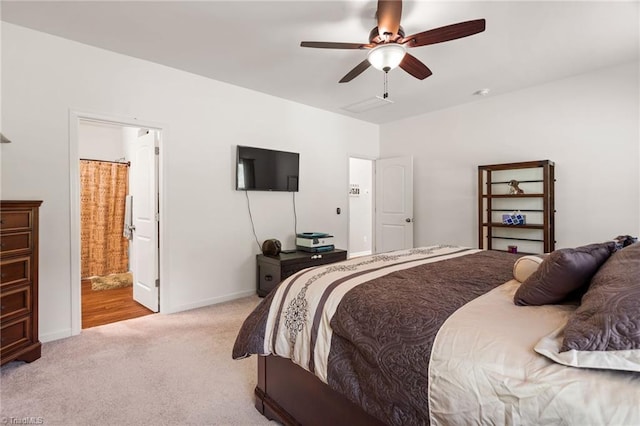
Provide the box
[78,120,156,328]
[348,157,374,258]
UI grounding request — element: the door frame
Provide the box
[69,110,167,335]
[347,155,376,257]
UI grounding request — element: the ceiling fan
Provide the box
[300,0,486,83]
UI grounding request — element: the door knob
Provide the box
[405,218,412,223]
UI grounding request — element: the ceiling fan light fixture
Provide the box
[367,44,406,72]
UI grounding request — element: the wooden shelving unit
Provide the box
[478,160,555,254]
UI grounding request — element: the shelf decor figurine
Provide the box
[508,179,524,195]
[502,211,526,225]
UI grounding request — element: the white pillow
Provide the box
[513,255,545,283]
[535,326,640,373]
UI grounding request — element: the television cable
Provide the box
[244,190,262,250]
[292,191,298,236]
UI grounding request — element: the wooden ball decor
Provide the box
[262,239,282,256]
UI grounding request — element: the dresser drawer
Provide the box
[282,263,328,278]
[0,317,32,357]
[0,256,31,288]
[0,232,32,257]
[1,285,31,321]
[282,252,347,277]
[258,263,281,296]
[0,210,32,232]
[282,262,316,279]
[257,249,348,297]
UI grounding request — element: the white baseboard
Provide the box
[40,290,257,341]
[40,328,73,343]
[348,250,372,259]
[164,289,257,314]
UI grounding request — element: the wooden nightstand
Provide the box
[256,249,347,297]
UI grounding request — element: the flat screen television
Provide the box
[236,145,299,192]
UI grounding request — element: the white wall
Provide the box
[1,23,379,341]
[380,61,640,249]
[348,157,373,257]
[78,121,125,161]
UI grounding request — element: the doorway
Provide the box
[348,157,374,258]
[71,114,162,332]
[349,156,415,257]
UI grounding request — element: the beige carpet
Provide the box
[90,272,133,291]
[0,296,277,425]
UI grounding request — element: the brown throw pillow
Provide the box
[561,243,640,351]
[514,242,616,306]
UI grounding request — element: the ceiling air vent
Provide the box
[341,96,394,113]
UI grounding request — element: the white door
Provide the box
[375,156,414,253]
[131,129,159,312]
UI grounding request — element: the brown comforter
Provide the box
[233,249,519,425]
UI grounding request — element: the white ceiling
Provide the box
[2,1,638,124]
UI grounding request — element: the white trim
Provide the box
[348,250,372,259]
[372,159,377,253]
[69,112,81,335]
[40,328,73,343]
[164,290,257,314]
[347,155,376,256]
[69,109,168,335]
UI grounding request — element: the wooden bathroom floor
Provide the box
[81,279,154,329]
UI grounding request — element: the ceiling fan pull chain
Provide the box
[383,71,389,99]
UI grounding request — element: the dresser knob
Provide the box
[264,275,273,282]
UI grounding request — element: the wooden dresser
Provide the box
[1,200,42,366]
[256,249,348,297]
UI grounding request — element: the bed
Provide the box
[233,244,640,425]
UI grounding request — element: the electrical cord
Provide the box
[293,191,298,236]
[245,190,262,250]
[245,190,299,251]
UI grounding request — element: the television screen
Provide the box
[236,146,299,192]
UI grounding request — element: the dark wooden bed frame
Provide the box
[255,355,387,426]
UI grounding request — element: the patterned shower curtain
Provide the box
[80,160,129,278]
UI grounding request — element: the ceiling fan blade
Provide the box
[301,41,368,49]
[376,0,402,39]
[399,54,433,80]
[402,19,486,47]
[339,59,371,83]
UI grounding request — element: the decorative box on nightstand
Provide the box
[256,249,347,297]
